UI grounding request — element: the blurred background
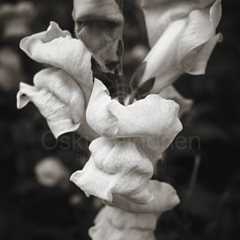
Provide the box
[0,0,240,240]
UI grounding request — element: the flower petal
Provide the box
[140,0,216,47]
[20,21,93,100]
[109,180,180,214]
[86,80,182,138]
[139,0,222,92]
[17,68,85,138]
[89,206,156,240]
[140,19,186,92]
[70,137,153,203]
[73,0,124,72]
[90,218,155,240]
[96,206,158,230]
[178,0,222,74]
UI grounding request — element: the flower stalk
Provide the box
[16,0,222,239]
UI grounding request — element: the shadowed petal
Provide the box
[73,0,124,72]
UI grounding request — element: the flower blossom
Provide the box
[73,0,124,72]
[71,79,181,239]
[140,0,222,93]
[17,22,97,139]
[71,79,182,206]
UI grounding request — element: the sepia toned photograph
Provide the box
[0,1,239,240]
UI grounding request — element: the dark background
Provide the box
[0,0,240,240]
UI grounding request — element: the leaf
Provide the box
[130,61,147,90]
[136,77,155,99]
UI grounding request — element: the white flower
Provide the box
[86,79,182,139]
[19,21,93,100]
[17,22,97,139]
[71,80,182,206]
[139,0,222,92]
[89,206,156,240]
[17,68,85,138]
[110,180,180,214]
[71,137,154,203]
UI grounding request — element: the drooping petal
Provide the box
[73,0,124,72]
[86,79,182,138]
[70,137,154,203]
[17,68,85,138]
[20,21,93,100]
[109,180,180,214]
[139,0,222,92]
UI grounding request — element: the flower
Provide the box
[73,0,124,72]
[71,80,182,206]
[86,80,182,138]
[71,137,154,203]
[139,0,222,92]
[19,21,93,100]
[89,206,156,240]
[17,22,97,139]
[17,68,85,138]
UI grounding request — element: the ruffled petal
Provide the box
[96,206,158,230]
[73,0,124,72]
[20,21,93,100]
[17,68,85,138]
[86,80,182,138]
[70,137,153,203]
[139,0,222,92]
[109,180,180,214]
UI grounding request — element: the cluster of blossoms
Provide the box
[17,0,222,239]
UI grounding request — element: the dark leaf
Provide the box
[130,61,147,90]
[136,77,155,99]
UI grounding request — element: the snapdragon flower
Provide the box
[16,1,222,239]
[140,0,222,92]
[17,22,96,139]
[71,79,182,205]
